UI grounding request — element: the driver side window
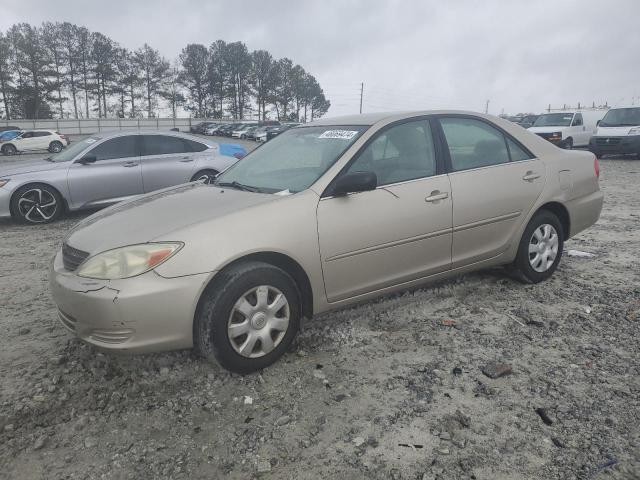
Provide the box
[347,120,436,186]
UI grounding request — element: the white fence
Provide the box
[0,118,227,135]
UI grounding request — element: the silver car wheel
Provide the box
[17,188,58,223]
[227,285,290,358]
[196,173,216,184]
[528,224,559,272]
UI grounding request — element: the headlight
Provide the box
[0,178,10,188]
[628,127,640,135]
[77,242,183,280]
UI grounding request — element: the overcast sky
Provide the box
[2,0,639,117]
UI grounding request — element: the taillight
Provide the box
[594,157,600,179]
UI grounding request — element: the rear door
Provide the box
[32,131,53,150]
[14,131,38,151]
[140,134,199,192]
[437,116,545,268]
[67,135,143,209]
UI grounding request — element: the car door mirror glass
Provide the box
[332,171,377,196]
[78,155,97,165]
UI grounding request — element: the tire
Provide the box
[562,138,573,150]
[10,183,63,224]
[1,144,17,155]
[194,261,301,374]
[513,210,564,283]
[48,141,63,153]
[190,169,219,184]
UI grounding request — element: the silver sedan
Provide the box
[50,111,603,373]
[0,130,238,224]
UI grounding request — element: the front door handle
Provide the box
[425,191,449,203]
[522,171,541,182]
[179,157,194,163]
[123,162,138,168]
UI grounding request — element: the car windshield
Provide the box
[215,125,368,193]
[599,108,640,127]
[533,113,574,127]
[49,136,100,162]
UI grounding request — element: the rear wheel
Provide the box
[190,169,219,184]
[513,210,564,283]
[10,183,63,224]
[1,144,17,155]
[48,141,64,153]
[194,261,301,374]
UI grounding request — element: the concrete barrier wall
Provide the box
[0,118,230,135]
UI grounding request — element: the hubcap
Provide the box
[528,224,559,272]
[227,285,290,358]
[17,188,58,223]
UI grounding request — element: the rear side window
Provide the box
[88,136,139,161]
[33,131,51,137]
[183,138,208,152]
[506,138,533,162]
[572,114,583,126]
[142,135,190,155]
[440,117,510,171]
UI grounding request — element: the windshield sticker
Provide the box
[318,130,359,140]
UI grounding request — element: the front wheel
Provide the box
[10,183,63,224]
[190,169,218,184]
[194,261,301,374]
[512,210,564,283]
[563,138,573,150]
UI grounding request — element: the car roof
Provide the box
[85,130,217,146]
[307,110,501,127]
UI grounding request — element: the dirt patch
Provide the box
[0,157,639,479]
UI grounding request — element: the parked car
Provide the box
[219,123,243,137]
[528,111,606,149]
[515,115,539,129]
[190,122,213,134]
[232,123,258,138]
[255,126,280,142]
[49,111,603,373]
[266,124,294,141]
[0,131,239,224]
[203,123,224,136]
[0,130,22,142]
[0,126,20,133]
[0,130,69,155]
[588,107,640,159]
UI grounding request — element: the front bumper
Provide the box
[534,133,569,148]
[589,135,640,155]
[49,250,212,353]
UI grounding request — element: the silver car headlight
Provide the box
[0,178,10,188]
[77,242,183,280]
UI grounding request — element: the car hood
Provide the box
[0,159,65,177]
[65,183,276,255]
[527,126,566,133]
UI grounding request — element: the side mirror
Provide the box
[331,171,377,196]
[77,155,97,165]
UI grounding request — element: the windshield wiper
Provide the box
[216,181,261,193]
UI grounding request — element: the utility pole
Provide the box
[359,82,364,114]
[484,99,489,114]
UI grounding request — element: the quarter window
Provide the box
[142,135,190,156]
[347,120,436,186]
[440,117,510,171]
[88,136,139,161]
[506,138,533,162]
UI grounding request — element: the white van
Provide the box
[528,110,607,149]
[588,107,640,159]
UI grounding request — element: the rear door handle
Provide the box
[522,171,541,181]
[123,161,138,168]
[179,157,194,163]
[425,191,449,202]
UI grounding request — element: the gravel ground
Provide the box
[0,151,638,480]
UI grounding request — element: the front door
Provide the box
[437,116,546,267]
[317,119,453,302]
[67,134,143,209]
[140,134,197,192]
[14,131,39,151]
